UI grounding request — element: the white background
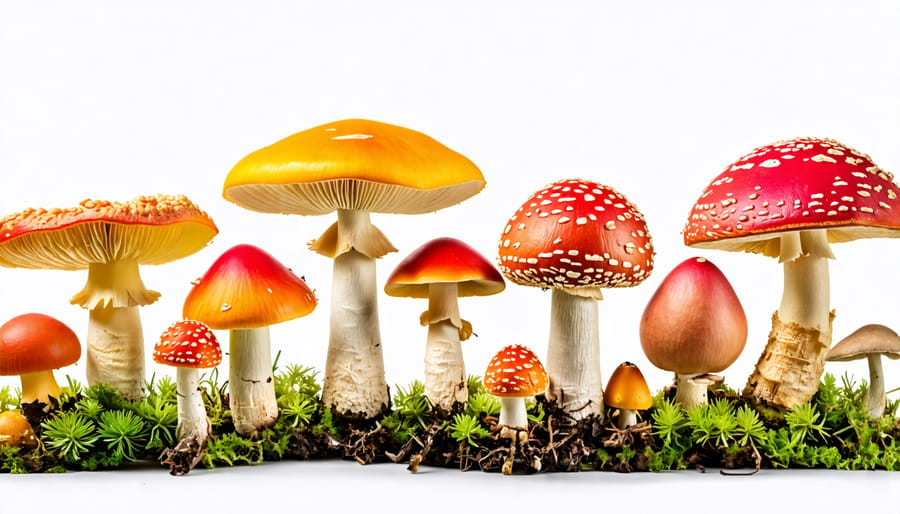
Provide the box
[0,0,898,507]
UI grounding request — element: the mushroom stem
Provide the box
[423,283,466,413]
[498,396,528,432]
[229,327,278,436]
[546,288,603,420]
[86,305,146,399]
[176,367,210,444]
[321,243,390,420]
[745,230,833,409]
[19,370,61,405]
[674,373,709,409]
[866,354,886,419]
[616,409,638,430]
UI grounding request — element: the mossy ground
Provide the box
[1,367,898,475]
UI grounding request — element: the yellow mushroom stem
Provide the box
[19,370,62,405]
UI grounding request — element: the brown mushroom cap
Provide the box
[603,362,653,410]
[827,324,900,362]
[498,178,654,299]
[0,313,81,375]
[0,195,218,269]
[483,344,549,398]
[223,118,485,216]
[384,237,505,298]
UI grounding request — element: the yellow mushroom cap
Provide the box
[0,410,37,449]
[223,118,485,216]
[603,362,653,410]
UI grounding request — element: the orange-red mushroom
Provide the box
[0,313,81,405]
[483,344,548,439]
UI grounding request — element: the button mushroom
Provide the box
[0,410,38,449]
[483,344,548,440]
[640,257,747,409]
[0,195,218,399]
[497,178,654,419]
[826,324,900,419]
[0,313,81,406]
[223,119,485,421]
[384,237,505,414]
[684,137,900,409]
[604,362,653,429]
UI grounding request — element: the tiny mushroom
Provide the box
[182,244,316,436]
[498,178,654,419]
[684,137,900,409]
[223,118,485,420]
[483,344,548,440]
[0,195,218,399]
[826,324,900,419]
[0,313,81,405]
[384,237,505,413]
[604,362,653,429]
[640,257,747,409]
[0,410,38,449]
[153,320,222,445]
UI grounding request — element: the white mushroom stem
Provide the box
[745,229,833,409]
[866,354,886,419]
[86,305,146,399]
[674,374,709,409]
[422,283,467,413]
[229,327,278,436]
[320,212,391,418]
[175,367,210,444]
[546,288,603,420]
[19,370,62,405]
[616,409,638,430]
[498,396,529,442]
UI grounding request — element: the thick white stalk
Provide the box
[866,355,886,419]
[322,247,390,419]
[229,327,278,436]
[546,288,602,420]
[176,367,210,444]
[86,305,146,399]
[423,283,466,413]
[674,374,709,409]
[499,396,528,430]
[778,234,831,332]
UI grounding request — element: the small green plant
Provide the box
[42,412,98,465]
[466,391,500,418]
[449,413,490,447]
[97,410,147,462]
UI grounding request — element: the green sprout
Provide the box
[42,412,98,465]
[97,410,147,462]
[449,413,490,447]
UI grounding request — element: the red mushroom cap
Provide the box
[0,313,81,375]
[684,137,900,256]
[498,179,653,298]
[182,244,317,330]
[483,344,549,397]
[384,237,505,298]
[153,320,222,369]
[640,257,747,375]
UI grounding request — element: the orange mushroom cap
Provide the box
[0,410,38,448]
[182,244,317,330]
[483,344,549,398]
[603,362,653,411]
[153,320,223,369]
[0,313,81,375]
[384,237,505,298]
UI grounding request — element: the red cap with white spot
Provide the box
[153,320,223,369]
[684,137,900,255]
[483,344,549,397]
[498,179,654,299]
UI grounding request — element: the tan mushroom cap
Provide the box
[603,362,653,411]
[384,237,505,298]
[0,195,218,269]
[827,324,900,362]
[223,118,485,216]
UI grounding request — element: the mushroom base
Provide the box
[424,318,467,415]
[176,367,210,444]
[86,305,146,400]
[229,328,279,436]
[743,311,834,409]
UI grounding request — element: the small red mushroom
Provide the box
[483,344,548,440]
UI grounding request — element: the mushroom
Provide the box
[152,320,222,445]
[0,313,81,405]
[384,237,505,414]
[683,137,900,409]
[0,410,38,449]
[483,344,548,440]
[0,195,218,399]
[604,362,653,429]
[826,324,900,419]
[182,244,317,436]
[222,119,484,420]
[497,178,654,420]
[639,257,747,409]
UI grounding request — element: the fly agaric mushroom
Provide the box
[604,362,653,429]
[384,237,505,413]
[640,257,747,409]
[0,195,218,399]
[0,410,38,449]
[0,313,81,405]
[182,244,316,436]
[498,178,654,420]
[153,320,222,445]
[826,324,900,419]
[223,119,484,420]
[483,344,548,440]
[684,137,900,409]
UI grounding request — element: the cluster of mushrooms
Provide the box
[1,120,899,472]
